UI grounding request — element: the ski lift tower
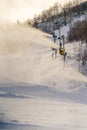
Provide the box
[61,35,65,49]
[63,8,67,26]
[56,22,61,45]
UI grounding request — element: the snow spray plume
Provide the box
[0,24,55,84]
[0,24,87,92]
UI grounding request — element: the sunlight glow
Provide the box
[0,0,85,23]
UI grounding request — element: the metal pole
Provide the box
[62,35,65,49]
[59,26,61,45]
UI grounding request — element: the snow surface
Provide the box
[0,23,87,130]
[54,14,86,42]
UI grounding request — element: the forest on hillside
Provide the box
[26,0,87,34]
[25,0,87,70]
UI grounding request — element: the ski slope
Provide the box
[0,24,87,130]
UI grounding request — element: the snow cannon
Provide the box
[59,47,66,55]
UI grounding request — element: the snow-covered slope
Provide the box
[54,14,86,42]
[0,24,87,130]
[0,24,87,90]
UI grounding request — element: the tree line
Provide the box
[26,0,87,33]
[68,19,87,42]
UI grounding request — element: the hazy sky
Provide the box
[0,0,83,23]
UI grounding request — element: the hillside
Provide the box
[0,23,87,130]
[27,0,87,34]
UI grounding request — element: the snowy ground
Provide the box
[0,24,87,130]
